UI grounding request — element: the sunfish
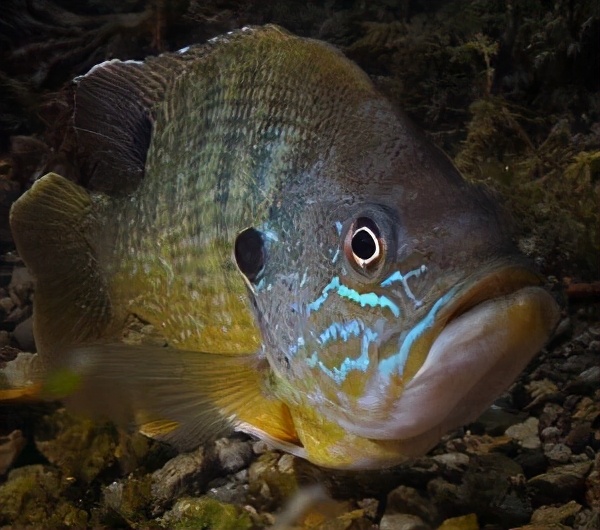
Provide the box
[8,25,559,469]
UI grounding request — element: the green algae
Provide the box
[0,464,88,527]
[160,496,253,530]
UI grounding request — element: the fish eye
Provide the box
[344,217,385,273]
[234,227,264,284]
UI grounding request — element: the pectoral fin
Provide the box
[45,343,300,451]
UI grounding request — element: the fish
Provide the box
[7,25,560,470]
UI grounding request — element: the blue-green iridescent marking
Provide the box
[307,327,378,384]
[381,265,427,307]
[378,286,459,379]
[306,276,400,317]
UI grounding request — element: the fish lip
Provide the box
[437,261,550,327]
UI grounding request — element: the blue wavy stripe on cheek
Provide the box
[306,276,400,317]
[307,326,378,384]
[378,286,459,379]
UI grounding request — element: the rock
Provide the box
[13,316,34,351]
[514,448,548,479]
[543,442,572,464]
[0,330,10,348]
[7,267,34,307]
[528,461,592,505]
[0,430,25,475]
[385,485,440,526]
[585,453,600,510]
[159,496,253,530]
[248,452,300,511]
[34,409,118,483]
[437,513,479,530]
[2,351,39,388]
[457,454,531,527]
[213,436,253,474]
[0,464,88,527]
[525,379,562,410]
[540,426,562,443]
[101,475,153,525]
[565,421,593,453]
[379,513,430,530]
[530,500,581,526]
[432,452,470,481]
[506,417,541,449]
[151,447,216,513]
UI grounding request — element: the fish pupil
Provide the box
[234,227,265,283]
[352,228,377,261]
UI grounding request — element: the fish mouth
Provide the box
[333,263,561,446]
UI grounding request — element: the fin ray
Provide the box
[48,343,300,451]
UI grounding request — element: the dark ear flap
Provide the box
[73,54,189,195]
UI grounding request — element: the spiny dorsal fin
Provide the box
[72,26,289,195]
[9,173,113,354]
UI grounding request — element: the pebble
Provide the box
[530,500,581,526]
[0,430,25,476]
[13,316,35,351]
[151,447,215,512]
[505,417,541,449]
[385,485,440,526]
[379,513,430,530]
[527,461,592,505]
[543,442,572,464]
[213,437,253,474]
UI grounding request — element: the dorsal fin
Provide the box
[73,56,177,194]
[71,26,287,195]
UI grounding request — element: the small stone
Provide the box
[539,403,564,430]
[34,409,118,484]
[8,267,34,307]
[540,426,561,443]
[2,351,39,387]
[506,417,541,449]
[572,396,600,422]
[585,454,600,510]
[0,430,25,475]
[432,452,470,482]
[528,461,592,505]
[151,447,216,513]
[530,500,581,525]
[525,379,562,410]
[13,316,35,351]
[252,439,271,455]
[437,513,478,530]
[159,496,252,530]
[379,513,430,530]
[0,330,10,348]
[385,485,439,526]
[543,443,572,464]
[564,422,592,453]
[101,475,153,524]
[0,296,15,314]
[515,448,547,478]
[248,452,300,510]
[214,437,253,474]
